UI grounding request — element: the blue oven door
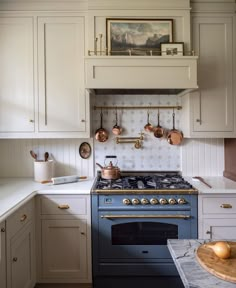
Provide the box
[97,210,192,260]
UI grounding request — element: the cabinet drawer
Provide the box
[202,197,236,214]
[7,199,34,238]
[40,195,87,215]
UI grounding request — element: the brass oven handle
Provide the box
[220,204,232,209]
[58,204,70,209]
[100,215,191,219]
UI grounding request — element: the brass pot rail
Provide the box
[94,105,182,111]
[101,214,191,219]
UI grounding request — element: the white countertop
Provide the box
[1,175,236,223]
[0,177,95,222]
[184,176,236,194]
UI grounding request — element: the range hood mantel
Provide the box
[85,56,198,95]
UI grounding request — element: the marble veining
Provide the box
[167,239,236,288]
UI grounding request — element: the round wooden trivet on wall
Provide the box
[196,241,236,283]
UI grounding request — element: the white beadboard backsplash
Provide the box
[0,94,224,178]
[0,138,94,178]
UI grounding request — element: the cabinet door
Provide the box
[0,223,6,288]
[38,17,86,132]
[41,219,87,279]
[203,219,236,240]
[191,16,234,133]
[0,17,34,132]
[7,223,35,288]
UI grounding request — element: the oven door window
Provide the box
[112,222,178,245]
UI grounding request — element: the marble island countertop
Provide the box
[167,239,236,288]
[0,177,95,222]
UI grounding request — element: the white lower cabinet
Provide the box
[6,199,36,288]
[36,195,91,283]
[0,222,6,288]
[198,195,236,239]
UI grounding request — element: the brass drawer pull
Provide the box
[58,204,70,209]
[20,214,27,222]
[220,204,232,209]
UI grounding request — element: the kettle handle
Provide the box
[105,155,118,166]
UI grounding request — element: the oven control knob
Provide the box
[159,198,168,205]
[150,198,159,205]
[123,198,131,205]
[132,198,140,205]
[141,198,149,205]
[168,198,177,205]
[178,198,187,205]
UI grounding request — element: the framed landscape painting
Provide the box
[106,18,173,55]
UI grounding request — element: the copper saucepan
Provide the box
[96,156,121,180]
[167,111,183,145]
[95,111,109,142]
[153,109,165,138]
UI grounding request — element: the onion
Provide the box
[208,241,231,259]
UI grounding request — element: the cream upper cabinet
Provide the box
[181,13,236,137]
[0,17,34,133]
[0,222,6,288]
[37,16,89,136]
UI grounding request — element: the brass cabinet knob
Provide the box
[29,119,34,123]
[13,257,18,262]
[1,227,5,232]
[20,214,27,222]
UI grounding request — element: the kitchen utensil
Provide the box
[41,175,87,185]
[96,155,120,180]
[95,111,109,142]
[44,152,49,161]
[196,241,236,283]
[112,108,122,135]
[34,160,54,182]
[153,109,165,138]
[30,150,37,160]
[167,111,183,145]
[144,111,153,132]
[192,176,212,188]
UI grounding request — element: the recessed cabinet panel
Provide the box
[0,17,34,132]
[192,17,234,132]
[38,17,86,132]
[41,219,87,279]
[10,224,34,288]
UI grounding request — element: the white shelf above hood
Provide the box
[85,56,198,95]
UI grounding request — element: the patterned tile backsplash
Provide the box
[0,93,224,178]
[93,93,224,176]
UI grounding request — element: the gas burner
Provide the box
[94,172,196,192]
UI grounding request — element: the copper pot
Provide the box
[96,156,121,180]
[95,111,109,142]
[167,111,183,145]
